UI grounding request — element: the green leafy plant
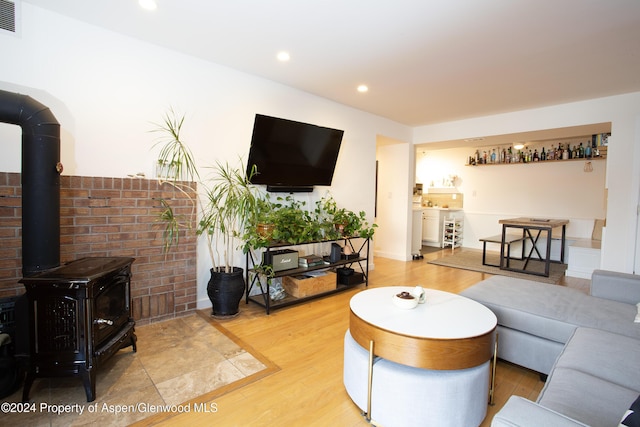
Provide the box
[268,196,316,244]
[197,160,259,272]
[315,194,377,239]
[151,109,259,272]
[151,109,199,254]
[241,192,377,253]
[157,198,186,253]
[152,108,199,184]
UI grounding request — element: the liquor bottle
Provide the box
[585,141,592,158]
[501,147,506,163]
[533,149,539,161]
[540,147,546,161]
[548,146,554,161]
[562,144,569,160]
[578,143,584,158]
[490,149,496,164]
[506,147,512,163]
[571,145,577,159]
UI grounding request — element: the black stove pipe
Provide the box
[0,89,61,276]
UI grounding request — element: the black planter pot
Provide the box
[207,267,245,317]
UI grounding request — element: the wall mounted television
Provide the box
[246,114,344,192]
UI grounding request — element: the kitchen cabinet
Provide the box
[422,210,440,245]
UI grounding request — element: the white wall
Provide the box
[375,138,413,261]
[414,93,640,273]
[417,146,607,246]
[0,4,411,307]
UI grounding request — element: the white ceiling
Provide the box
[21,0,640,127]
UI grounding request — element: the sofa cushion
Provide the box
[620,395,640,427]
[461,275,640,344]
[591,269,640,305]
[537,328,640,427]
[492,396,589,427]
[550,328,640,392]
[538,367,638,427]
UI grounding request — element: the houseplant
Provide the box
[152,109,259,317]
[241,193,377,254]
[315,194,377,240]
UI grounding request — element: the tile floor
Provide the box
[3,312,266,426]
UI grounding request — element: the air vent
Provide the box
[0,0,17,34]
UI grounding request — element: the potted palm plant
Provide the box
[198,160,259,317]
[152,109,259,317]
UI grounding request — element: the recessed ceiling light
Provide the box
[277,51,290,62]
[357,85,368,93]
[139,0,157,11]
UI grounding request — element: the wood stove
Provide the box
[20,257,136,402]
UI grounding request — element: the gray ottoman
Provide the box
[343,330,490,427]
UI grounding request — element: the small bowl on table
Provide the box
[392,291,418,309]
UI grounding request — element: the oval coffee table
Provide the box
[344,286,497,427]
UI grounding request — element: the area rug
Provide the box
[428,249,567,284]
[3,312,276,426]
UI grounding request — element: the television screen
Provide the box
[246,114,344,192]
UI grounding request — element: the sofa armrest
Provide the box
[491,396,589,427]
[590,269,640,304]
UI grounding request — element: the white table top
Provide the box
[350,287,497,340]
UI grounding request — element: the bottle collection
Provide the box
[468,134,608,166]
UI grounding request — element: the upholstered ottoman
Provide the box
[343,330,490,427]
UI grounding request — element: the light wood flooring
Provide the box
[134,248,589,427]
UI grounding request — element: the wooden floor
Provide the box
[133,248,589,427]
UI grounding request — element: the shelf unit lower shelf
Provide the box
[247,282,365,312]
[245,237,370,314]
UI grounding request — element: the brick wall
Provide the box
[0,172,198,325]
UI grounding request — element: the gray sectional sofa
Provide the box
[460,270,640,427]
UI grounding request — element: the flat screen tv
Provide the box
[246,114,344,192]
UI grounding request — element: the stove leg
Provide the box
[81,368,97,402]
[21,371,35,402]
[130,332,137,353]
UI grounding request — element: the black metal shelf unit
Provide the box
[245,237,370,314]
